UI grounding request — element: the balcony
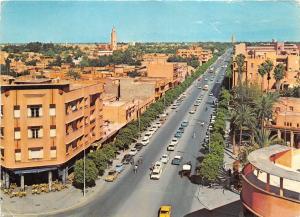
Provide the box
[65,127,84,145]
[65,108,84,124]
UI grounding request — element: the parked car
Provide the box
[129,148,138,156]
[197,86,202,89]
[145,132,152,138]
[105,170,118,182]
[134,143,143,151]
[209,92,213,96]
[141,137,150,146]
[181,120,189,127]
[149,128,156,135]
[115,163,125,173]
[174,132,182,138]
[178,126,185,133]
[194,103,200,106]
[159,205,172,217]
[167,144,175,151]
[170,138,179,145]
[122,154,133,164]
[171,155,182,165]
[155,121,162,128]
[161,154,169,164]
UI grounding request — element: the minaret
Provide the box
[111,26,117,51]
[231,34,236,44]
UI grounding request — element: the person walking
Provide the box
[134,165,138,174]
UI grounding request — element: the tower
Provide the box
[111,27,117,51]
[231,34,236,44]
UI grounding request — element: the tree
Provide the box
[264,59,274,91]
[253,128,283,149]
[231,104,256,153]
[67,69,81,80]
[235,54,246,86]
[88,150,108,176]
[74,159,98,187]
[199,153,221,183]
[273,63,285,91]
[258,63,267,91]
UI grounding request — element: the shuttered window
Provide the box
[28,148,43,159]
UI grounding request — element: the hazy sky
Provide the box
[1,0,300,43]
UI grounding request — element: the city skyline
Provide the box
[1,1,300,43]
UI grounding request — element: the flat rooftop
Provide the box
[248,145,300,182]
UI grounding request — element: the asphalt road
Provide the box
[49,49,232,217]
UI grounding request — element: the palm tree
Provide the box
[273,63,286,91]
[255,92,279,131]
[258,63,267,91]
[264,59,274,91]
[253,128,283,149]
[231,104,256,154]
[235,54,246,86]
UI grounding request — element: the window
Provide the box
[0,127,3,138]
[50,126,56,137]
[28,127,43,139]
[50,147,57,159]
[251,63,254,68]
[14,127,21,140]
[15,149,21,162]
[14,105,20,118]
[49,104,56,116]
[0,105,3,117]
[27,105,42,117]
[28,148,43,159]
[289,106,294,111]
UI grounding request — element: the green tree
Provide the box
[264,59,274,91]
[74,159,98,187]
[235,54,246,86]
[231,104,256,153]
[88,150,108,176]
[199,153,221,183]
[67,69,81,80]
[273,63,285,91]
[258,63,267,91]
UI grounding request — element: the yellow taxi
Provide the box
[105,170,118,182]
[159,205,172,217]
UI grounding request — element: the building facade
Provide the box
[176,46,213,63]
[232,42,300,90]
[1,77,104,189]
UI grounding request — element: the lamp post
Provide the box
[83,147,86,197]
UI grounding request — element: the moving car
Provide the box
[159,205,172,217]
[194,102,200,106]
[150,161,163,180]
[161,154,169,163]
[203,84,209,91]
[115,163,125,173]
[171,155,182,165]
[181,121,189,127]
[141,137,150,146]
[129,148,138,156]
[122,154,133,164]
[197,86,202,89]
[209,92,214,97]
[167,144,175,151]
[189,109,196,114]
[105,170,118,182]
[134,143,143,151]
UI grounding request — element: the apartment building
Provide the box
[241,145,300,217]
[232,42,300,90]
[0,77,104,189]
[176,46,213,63]
[266,97,300,148]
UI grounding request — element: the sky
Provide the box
[1,0,300,43]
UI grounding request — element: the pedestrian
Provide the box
[134,165,138,174]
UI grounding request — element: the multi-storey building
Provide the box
[1,77,104,189]
[265,97,300,148]
[232,42,300,90]
[241,145,300,217]
[176,46,213,63]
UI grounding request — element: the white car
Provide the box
[151,125,158,131]
[167,144,175,151]
[145,132,152,138]
[189,110,196,114]
[209,93,213,96]
[155,122,162,128]
[141,137,150,146]
[170,138,179,146]
[150,161,163,180]
[129,148,138,156]
[161,154,169,164]
[149,128,156,135]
